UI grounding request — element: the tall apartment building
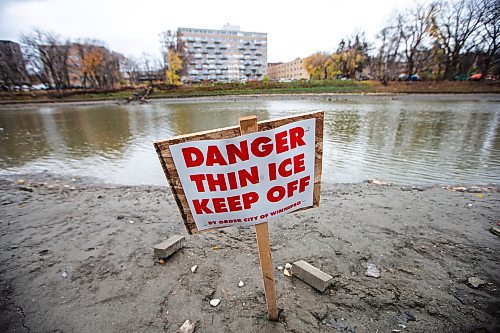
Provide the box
[177,25,267,83]
[267,58,309,81]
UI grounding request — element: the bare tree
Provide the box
[476,0,500,77]
[399,4,435,77]
[431,0,483,79]
[21,28,71,89]
[120,56,140,86]
[374,15,403,81]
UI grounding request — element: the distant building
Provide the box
[177,25,267,82]
[0,40,28,87]
[267,58,309,81]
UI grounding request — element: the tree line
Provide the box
[18,29,124,90]
[305,0,499,81]
[5,28,184,90]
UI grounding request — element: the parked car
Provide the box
[469,73,482,81]
[409,74,420,81]
[455,74,468,81]
[397,73,408,81]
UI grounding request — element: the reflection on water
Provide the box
[0,95,499,185]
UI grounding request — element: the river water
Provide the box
[0,94,499,185]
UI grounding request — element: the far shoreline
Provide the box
[0,91,499,109]
[0,80,498,107]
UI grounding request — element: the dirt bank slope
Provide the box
[0,175,499,333]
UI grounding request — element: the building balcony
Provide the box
[219,44,228,49]
[207,44,215,49]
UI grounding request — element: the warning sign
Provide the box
[169,118,315,230]
[154,111,323,234]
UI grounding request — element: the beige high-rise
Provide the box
[177,25,267,83]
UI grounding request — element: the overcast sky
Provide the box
[0,0,417,63]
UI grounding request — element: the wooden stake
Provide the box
[239,115,279,321]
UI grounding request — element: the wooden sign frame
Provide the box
[154,110,324,234]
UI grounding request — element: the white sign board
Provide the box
[169,118,316,231]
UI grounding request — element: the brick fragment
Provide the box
[292,260,333,292]
[154,235,185,259]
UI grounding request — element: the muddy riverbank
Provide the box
[0,174,499,332]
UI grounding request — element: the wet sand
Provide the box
[0,174,499,333]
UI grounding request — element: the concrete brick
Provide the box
[154,235,185,259]
[292,260,333,292]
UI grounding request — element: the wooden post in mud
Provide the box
[239,115,279,321]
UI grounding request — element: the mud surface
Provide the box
[0,174,499,333]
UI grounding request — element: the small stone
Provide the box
[277,266,283,271]
[285,263,292,269]
[18,186,33,192]
[129,220,134,224]
[210,299,220,307]
[154,235,185,259]
[467,186,481,193]
[61,271,67,278]
[117,215,124,220]
[468,276,485,288]
[283,268,291,277]
[17,179,25,185]
[452,186,467,192]
[490,226,500,237]
[238,280,244,287]
[291,260,333,292]
[179,319,196,333]
[365,263,381,278]
[159,259,165,264]
[191,265,198,273]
